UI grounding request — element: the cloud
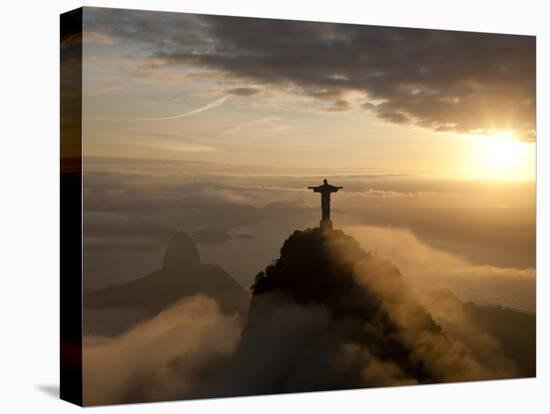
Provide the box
[85,31,114,45]
[80,157,534,299]
[322,229,519,382]
[419,289,522,376]
[337,179,536,269]
[83,295,242,405]
[131,140,218,153]
[224,116,281,134]
[344,225,535,312]
[133,96,229,121]
[373,107,410,124]
[83,159,535,270]
[225,87,262,97]
[85,8,536,140]
[322,99,351,112]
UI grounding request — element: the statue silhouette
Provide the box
[308,179,343,229]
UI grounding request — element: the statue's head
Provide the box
[323,179,328,184]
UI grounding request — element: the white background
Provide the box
[0,0,548,412]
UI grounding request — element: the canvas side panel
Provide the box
[60,7,83,407]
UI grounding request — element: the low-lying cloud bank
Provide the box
[83,296,242,405]
[345,225,535,313]
[83,228,531,405]
[82,159,535,311]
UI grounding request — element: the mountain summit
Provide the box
[207,227,514,396]
[249,228,444,384]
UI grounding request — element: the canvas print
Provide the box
[60,7,536,406]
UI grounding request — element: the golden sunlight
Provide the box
[464,131,535,181]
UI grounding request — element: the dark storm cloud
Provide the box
[86,8,536,140]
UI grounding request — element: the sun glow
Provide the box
[464,131,535,181]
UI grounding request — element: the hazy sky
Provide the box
[79,8,536,313]
[81,8,536,181]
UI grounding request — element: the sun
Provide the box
[464,131,535,181]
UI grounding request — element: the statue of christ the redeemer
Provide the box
[308,179,343,229]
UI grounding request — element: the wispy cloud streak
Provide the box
[224,116,281,134]
[134,96,229,121]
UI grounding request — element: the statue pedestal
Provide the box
[320,219,333,230]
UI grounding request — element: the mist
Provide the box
[83,296,242,405]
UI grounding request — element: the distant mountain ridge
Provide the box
[84,232,249,335]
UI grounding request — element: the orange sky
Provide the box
[80,8,536,182]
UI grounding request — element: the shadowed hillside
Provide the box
[203,227,519,398]
[250,227,445,384]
